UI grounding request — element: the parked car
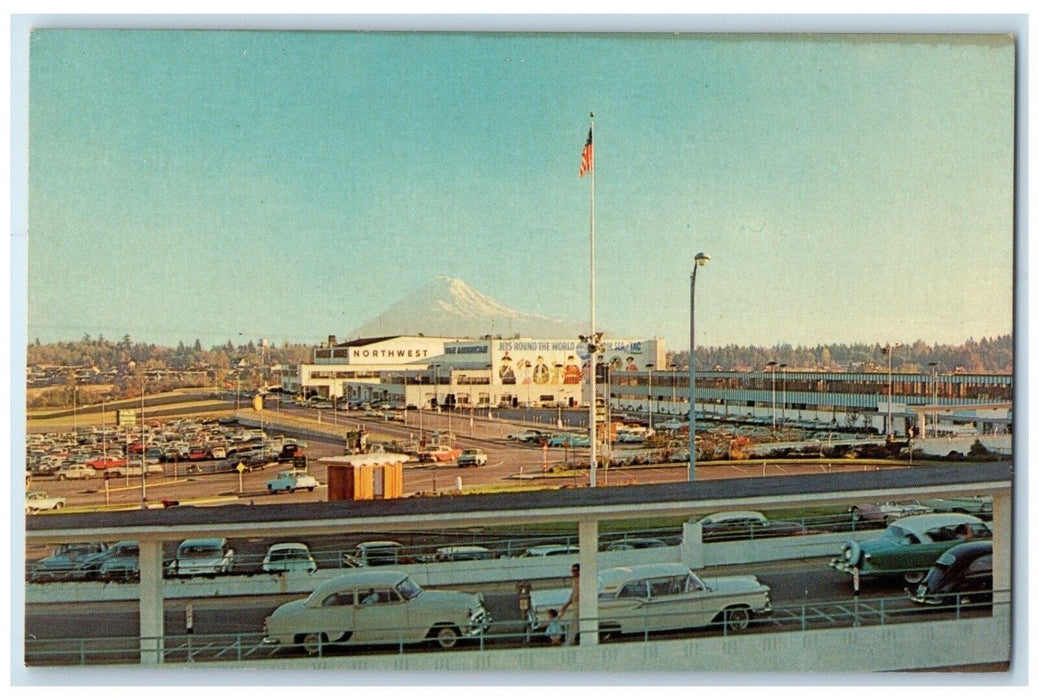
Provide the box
[418,445,462,463]
[84,455,126,470]
[25,491,66,513]
[604,537,669,551]
[456,449,488,467]
[915,496,993,518]
[908,540,993,606]
[103,464,165,478]
[262,570,491,653]
[266,469,319,494]
[262,543,318,574]
[696,511,809,542]
[342,540,409,567]
[527,562,772,639]
[98,541,141,582]
[849,501,933,524]
[506,429,550,443]
[434,545,496,562]
[519,543,578,557]
[29,542,109,582]
[830,513,992,585]
[167,537,236,577]
[547,433,590,448]
[56,464,97,481]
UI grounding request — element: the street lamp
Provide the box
[646,363,654,431]
[780,363,788,428]
[767,361,778,434]
[689,252,710,482]
[935,359,943,436]
[883,343,901,438]
[669,364,677,415]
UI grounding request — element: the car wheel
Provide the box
[267,486,274,493]
[308,486,315,491]
[431,625,460,649]
[721,606,751,632]
[300,632,327,656]
[53,503,63,510]
[903,570,926,584]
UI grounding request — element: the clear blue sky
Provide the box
[23,29,1016,351]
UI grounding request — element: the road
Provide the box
[25,556,985,665]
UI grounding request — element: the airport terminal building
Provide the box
[279,334,666,410]
[277,334,1011,440]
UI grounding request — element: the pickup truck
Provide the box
[266,470,319,493]
[25,491,66,513]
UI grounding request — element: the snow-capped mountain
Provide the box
[346,277,588,340]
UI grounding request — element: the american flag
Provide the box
[579,127,593,177]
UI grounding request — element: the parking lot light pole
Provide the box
[780,364,788,428]
[646,364,654,431]
[767,361,778,434]
[689,252,710,482]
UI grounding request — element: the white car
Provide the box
[56,465,97,480]
[25,491,66,513]
[167,537,235,577]
[262,570,491,654]
[456,449,488,467]
[528,562,772,638]
[262,543,318,573]
[266,470,319,493]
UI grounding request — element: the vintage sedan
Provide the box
[29,542,109,582]
[830,513,992,586]
[527,562,772,639]
[849,501,932,524]
[262,542,318,573]
[418,445,462,463]
[167,537,235,577]
[25,491,67,514]
[696,511,809,542]
[908,540,993,606]
[456,449,488,467]
[98,541,141,582]
[262,570,491,654]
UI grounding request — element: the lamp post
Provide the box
[646,363,654,431]
[766,361,778,434]
[928,361,939,438]
[669,364,677,415]
[72,384,79,435]
[689,252,710,482]
[884,343,901,438]
[780,363,788,428]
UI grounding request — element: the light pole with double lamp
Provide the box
[688,252,710,482]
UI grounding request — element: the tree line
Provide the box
[666,334,1013,375]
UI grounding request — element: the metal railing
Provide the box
[24,590,1005,666]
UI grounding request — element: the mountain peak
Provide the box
[346,277,586,340]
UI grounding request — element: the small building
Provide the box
[321,454,408,501]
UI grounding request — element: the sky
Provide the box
[17,23,1018,352]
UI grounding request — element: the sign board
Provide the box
[116,409,137,427]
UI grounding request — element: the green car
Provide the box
[830,513,992,587]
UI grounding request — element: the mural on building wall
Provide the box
[490,339,661,386]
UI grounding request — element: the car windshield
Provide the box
[180,546,221,558]
[879,525,910,542]
[395,576,422,600]
[270,549,309,561]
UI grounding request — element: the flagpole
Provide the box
[587,112,598,488]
